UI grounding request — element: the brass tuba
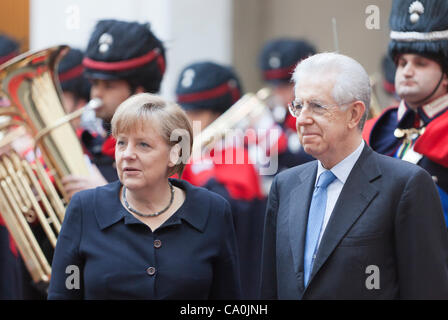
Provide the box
[0,45,91,287]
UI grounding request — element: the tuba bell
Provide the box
[0,45,91,288]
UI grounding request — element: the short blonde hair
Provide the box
[111,93,193,177]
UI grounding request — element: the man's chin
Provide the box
[397,94,428,109]
[396,89,421,101]
[302,145,319,158]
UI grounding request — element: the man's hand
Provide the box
[62,165,108,199]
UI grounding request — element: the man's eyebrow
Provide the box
[309,98,325,105]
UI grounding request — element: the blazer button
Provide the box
[154,239,162,248]
[147,267,156,276]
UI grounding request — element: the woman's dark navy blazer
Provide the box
[48,178,242,299]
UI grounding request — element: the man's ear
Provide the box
[347,101,366,130]
[442,73,448,93]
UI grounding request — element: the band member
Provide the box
[258,38,317,170]
[176,61,265,299]
[261,52,448,299]
[57,48,92,132]
[48,93,242,299]
[62,19,166,197]
[364,0,448,226]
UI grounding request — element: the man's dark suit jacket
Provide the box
[260,144,448,299]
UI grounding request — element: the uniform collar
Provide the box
[419,93,448,122]
[94,178,210,232]
[397,93,448,127]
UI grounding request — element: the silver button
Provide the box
[147,267,156,276]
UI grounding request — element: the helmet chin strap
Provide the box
[412,70,445,106]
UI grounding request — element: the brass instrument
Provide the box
[190,88,278,196]
[0,45,91,287]
[191,88,273,157]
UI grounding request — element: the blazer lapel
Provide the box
[307,145,381,286]
[288,162,317,290]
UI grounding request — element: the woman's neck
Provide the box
[125,179,173,214]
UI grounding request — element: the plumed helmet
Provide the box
[389,0,448,71]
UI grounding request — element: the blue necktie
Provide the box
[304,170,336,286]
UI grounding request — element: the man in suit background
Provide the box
[260,52,448,299]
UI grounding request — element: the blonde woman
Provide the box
[48,93,242,299]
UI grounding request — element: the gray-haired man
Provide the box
[260,52,448,299]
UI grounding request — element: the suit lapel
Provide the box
[307,145,381,286]
[288,162,317,290]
